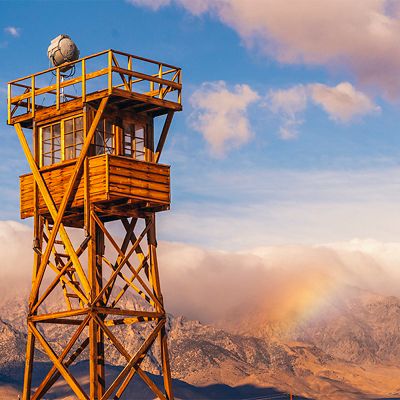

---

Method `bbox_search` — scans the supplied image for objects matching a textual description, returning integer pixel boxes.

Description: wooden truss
[16,98,175,399]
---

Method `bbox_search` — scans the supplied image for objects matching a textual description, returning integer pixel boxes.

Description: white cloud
[125,0,170,10]
[268,85,308,139]
[130,0,400,98]
[4,26,20,38]
[189,81,259,156]
[190,80,377,149]
[309,82,381,122]
[267,82,379,137]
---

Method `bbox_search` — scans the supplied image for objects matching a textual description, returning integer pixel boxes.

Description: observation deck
[8,50,181,227]
[7,49,182,128]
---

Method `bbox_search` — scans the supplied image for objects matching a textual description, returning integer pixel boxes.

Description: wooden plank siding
[20,154,170,220]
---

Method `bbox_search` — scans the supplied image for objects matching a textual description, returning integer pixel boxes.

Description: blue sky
[1,0,400,250]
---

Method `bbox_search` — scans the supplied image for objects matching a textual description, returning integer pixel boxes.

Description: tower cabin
[7,49,182,228]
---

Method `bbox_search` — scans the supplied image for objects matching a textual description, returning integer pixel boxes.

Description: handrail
[7,49,180,85]
[7,49,182,124]
[7,49,110,84]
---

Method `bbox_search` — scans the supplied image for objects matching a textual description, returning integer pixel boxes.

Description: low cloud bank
[158,239,400,324]
[2,220,399,325]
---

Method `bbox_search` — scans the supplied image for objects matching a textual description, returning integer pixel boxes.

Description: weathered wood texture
[20,155,170,219]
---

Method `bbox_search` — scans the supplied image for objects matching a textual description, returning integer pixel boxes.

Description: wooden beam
[29,308,89,322]
[92,212,163,310]
[30,235,90,315]
[33,338,90,399]
[155,111,174,163]
[29,321,89,400]
[15,123,89,305]
[31,317,90,400]
[100,319,165,400]
[35,96,108,301]
[112,66,181,90]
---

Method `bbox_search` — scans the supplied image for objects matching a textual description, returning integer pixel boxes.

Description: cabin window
[40,116,84,166]
[95,119,114,155]
[41,123,61,166]
[122,122,145,160]
[64,116,84,160]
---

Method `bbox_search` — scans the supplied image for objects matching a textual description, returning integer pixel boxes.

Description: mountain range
[0,285,399,399]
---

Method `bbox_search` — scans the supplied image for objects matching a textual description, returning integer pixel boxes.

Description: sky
[1,0,400,250]
[2,0,400,321]
[0,0,400,322]
[0,0,400,319]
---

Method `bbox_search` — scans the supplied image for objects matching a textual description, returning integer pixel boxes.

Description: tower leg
[22,331,35,400]
[160,327,174,400]
[23,210,44,400]
[89,210,105,399]
[148,214,174,400]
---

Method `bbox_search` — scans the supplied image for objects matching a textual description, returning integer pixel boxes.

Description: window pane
[97,118,105,132]
[135,126,144,139]
[76,143,82,156]
[53,123,61,136]
[64,119,73,133]
[75,116,83,130]
[43,155,52,166]
[65,133,73,147]
[65,146,75,160]
[42,127,51,141]
[95,131,104,147]
[53,136,61,147]
[43,142,51,153]
[52,149,61,163]
[106,120,112,133]
[76,130,84,144]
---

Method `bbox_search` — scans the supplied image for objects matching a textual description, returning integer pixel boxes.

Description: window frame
[122,121,146,161]
[94,118,115,156]
[39,114,84,167]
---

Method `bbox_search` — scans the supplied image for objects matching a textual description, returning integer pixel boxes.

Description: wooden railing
[7,49,182,123]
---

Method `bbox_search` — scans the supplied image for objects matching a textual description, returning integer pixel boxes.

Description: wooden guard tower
[7,49,182,399]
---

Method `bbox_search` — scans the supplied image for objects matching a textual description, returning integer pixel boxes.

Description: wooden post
[148,215,174,400]
[89,209,105,399]
[7,83,11,124]
[31,76,35,118]
[128,55,132,91]
[56,67,60,110]
[108,50,113,95]
[82,59,86,104]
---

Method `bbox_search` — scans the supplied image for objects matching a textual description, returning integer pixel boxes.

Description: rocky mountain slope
[0,286,400,399]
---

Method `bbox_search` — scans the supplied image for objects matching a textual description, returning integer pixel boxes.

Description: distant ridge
[0,286,399,399]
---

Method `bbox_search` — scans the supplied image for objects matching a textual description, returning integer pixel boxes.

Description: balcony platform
[20,154,170,227]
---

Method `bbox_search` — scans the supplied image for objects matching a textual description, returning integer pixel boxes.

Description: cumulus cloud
[267,82,379,138]
[130,0,400,98]
[310,82,381,122]
[268,85,308,139]
[189,81,259,156]
[190,80,377,149]
[4,26,20,37]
